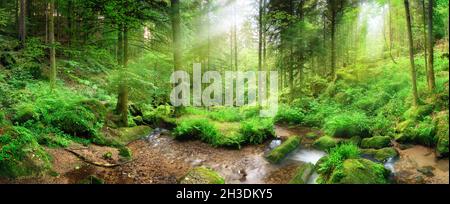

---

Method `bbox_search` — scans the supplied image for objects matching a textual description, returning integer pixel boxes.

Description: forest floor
[1,125,448,184]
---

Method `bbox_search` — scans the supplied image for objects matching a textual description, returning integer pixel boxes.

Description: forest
[0,0,448,184]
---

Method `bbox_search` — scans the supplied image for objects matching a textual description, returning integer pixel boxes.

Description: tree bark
[18,0,26,43]
[404,0,419,107]
[49,0,56,89]
[426,0,436,91]
[116,25,129,127]
[421,0,428,77]
[171,0,182,71]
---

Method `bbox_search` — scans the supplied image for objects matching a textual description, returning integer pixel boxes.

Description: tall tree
[426,0,436,91]
[421,0,428,76]
[18,0,26,43]
[49,0,56,89]
[404,0,419,107]
[171,0,182,71]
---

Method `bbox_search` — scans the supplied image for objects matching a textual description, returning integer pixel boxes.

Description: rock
[117,126,152,144]
[266,136,302,163]
[180,167,225,184]
[361,136,391,149]
[312,136,337,151]
[361,147,398,162]
[327,158,390,184]
[417,166,435,177]
[289,163,314,184]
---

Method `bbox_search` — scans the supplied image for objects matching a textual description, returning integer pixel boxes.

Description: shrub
[208,107,242,122]
[397,117,437,146]
[266,136,301,163]
[0,126,50,178]
[173,119,221,145]
[274,105,304,124]
[240,118,275,144]
[323,112,371,138]
[317,143,360,179]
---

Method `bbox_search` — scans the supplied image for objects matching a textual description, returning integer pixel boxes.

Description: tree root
[64,148,132,168]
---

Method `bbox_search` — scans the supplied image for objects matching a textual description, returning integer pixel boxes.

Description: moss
[240,118,275,144]
[289,163,314,184]
[434,111,449,157]
[360,136,391,149]
[266,136,301,163]
[118,146,132,160]
[361,147,398,162]
[305,132,318,140]
[312,136,338,151]
[79,99,107,122]
[117,126,152,144]
[327,159,389,184]
[403,105,434,121]
[0,126,51,178]
[396,118,437,146]
[180,167,225,184]
[395,119,414,132]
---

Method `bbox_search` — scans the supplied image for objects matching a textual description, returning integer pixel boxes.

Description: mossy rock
[266,136,302,163]
[396,119,414,132]
[360,136,391,149]
[180,167,225,184]
[305,132,319,140]
[327,158,390,184]
[312,136,337,151]
[79,99,107,122]
[289,163,314,184]
[117,126,152,144]
[315,156,329,171]
[434,111,449,158]
[361,147,398,162]
[403,105,434,121]
[396,119,437,147]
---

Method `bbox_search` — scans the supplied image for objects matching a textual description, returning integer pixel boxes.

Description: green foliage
[323,112,370,138]
[240,118,275,145]
[266,136,301,164]
[173,118,222,145]
[326,158,389,184]
[397,117,437,146]
[208,107,242,122]
[0,126,51,178]
[274,104,304,124]
[317,143,360,180]
[361,148,398,162]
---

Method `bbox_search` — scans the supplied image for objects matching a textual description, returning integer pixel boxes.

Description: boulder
[117,126,152,144]
[327,158,390,184]
[180,167,225,184]
[361,147,398,162]
[360,136,392,149]
[289,163,314,184]
[312,136,337,151]
[266,136,301,163]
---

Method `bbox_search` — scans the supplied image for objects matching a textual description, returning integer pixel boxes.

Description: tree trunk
[49,0,56,89]
[18,0,26,44]
[404,0,419,107]
[421,0,428,78]
[427,0,436,91]
[171,0,182,71]
[330,10,336,78]
[258,0,263,72]
[116,25,129,127]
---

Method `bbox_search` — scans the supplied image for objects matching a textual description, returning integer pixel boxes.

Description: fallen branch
[64,148,132,168]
